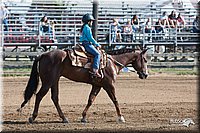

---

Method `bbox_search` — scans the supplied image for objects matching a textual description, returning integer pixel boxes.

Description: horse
[18,47,148,123]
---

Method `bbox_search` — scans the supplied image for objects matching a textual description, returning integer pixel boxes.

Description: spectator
[122,20,133,42]
[145,17,153,41]
[160,11,170,28]
[153,18,165,37]
[19,15,27,31]
[131,15,140,32]
[176,13,185,29]
[192,16,200,33]
[176,13,185,42]
[152,18,165,52]
[168,10,177,28]
[110,18,122,43]
[0,4,3,20]
[40,15,55,41]
[2,4,9,31]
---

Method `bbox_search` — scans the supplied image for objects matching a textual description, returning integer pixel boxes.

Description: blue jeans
[82,42,101,69]
[3,19,9,31]
[111,31,116,42]
[145,29,152,41]
[40,26,53,39]
[193,27,200,33]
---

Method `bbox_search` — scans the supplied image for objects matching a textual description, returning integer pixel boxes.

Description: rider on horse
[80,13,101,78]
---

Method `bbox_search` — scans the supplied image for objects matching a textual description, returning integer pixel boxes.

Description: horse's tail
[19,56,41,109]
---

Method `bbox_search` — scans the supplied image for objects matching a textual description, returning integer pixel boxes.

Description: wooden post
[0,3,3,47]
[92,0,98,40]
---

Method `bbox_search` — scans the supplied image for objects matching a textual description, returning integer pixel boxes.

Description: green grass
[3,68,31,77]
[149,68,198,75]
[3,68,31,72]
[2,67,198,77]
[3,73,30,77]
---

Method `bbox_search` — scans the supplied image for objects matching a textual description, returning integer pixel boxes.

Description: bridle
[107,52,147,74]
[111,57,137,73]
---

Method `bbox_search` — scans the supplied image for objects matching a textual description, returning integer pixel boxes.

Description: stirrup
[89,71,102,79]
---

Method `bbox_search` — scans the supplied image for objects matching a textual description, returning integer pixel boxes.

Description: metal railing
[2,23,199,50]
[108,23,199,49]
[2,3,199,52]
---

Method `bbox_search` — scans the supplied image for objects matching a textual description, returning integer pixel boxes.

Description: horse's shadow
[2,120,63,124]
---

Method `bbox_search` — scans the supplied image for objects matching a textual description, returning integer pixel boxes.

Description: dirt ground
[2,73,199,132]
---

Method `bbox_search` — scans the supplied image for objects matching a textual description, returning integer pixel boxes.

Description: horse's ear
[141,48,150,55]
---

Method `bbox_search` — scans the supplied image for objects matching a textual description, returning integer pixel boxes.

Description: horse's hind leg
[81,86,101,123]
[103,84,125,123]
[51,82,68,123]
[29,84,50,123]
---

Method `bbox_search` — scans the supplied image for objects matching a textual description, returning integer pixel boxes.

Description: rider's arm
[85,25,100,47]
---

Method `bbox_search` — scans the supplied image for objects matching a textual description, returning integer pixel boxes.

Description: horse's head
[132,49,148,79]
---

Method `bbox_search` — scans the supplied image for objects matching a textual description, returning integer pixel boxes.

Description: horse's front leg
[103,84,125,123]
[81,85,101,123]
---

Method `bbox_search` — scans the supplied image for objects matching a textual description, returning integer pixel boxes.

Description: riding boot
[92,68,102,78]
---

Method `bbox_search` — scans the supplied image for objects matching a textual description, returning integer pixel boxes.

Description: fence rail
[3,51,198,68]
[2,23,199,48]
[2,2,199,68]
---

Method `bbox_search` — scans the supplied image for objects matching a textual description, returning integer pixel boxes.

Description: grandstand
[1,0,199,67]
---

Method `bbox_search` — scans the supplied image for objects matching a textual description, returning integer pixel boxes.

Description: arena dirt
[2,73,198,132]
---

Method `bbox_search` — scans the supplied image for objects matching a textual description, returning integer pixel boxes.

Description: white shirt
[160,15,168,21]
[3,7,9,19]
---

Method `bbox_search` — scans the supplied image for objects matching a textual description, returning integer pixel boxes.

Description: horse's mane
[106,48,135,55]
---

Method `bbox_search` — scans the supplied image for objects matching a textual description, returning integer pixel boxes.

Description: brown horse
[18,48,148,123]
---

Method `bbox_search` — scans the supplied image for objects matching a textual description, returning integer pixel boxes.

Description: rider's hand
[97,45,101,50]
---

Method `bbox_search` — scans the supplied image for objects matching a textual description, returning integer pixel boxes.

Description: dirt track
[2,73,198,132]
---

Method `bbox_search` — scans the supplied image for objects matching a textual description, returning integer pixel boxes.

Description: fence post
[0,5,3,48]
[142,25,146,48]
[38,23,41,48]
[92,0,98,40]
[109,24,111,46]
[174,24,177,53]
[74,24,76,46]
[0,21,3,48]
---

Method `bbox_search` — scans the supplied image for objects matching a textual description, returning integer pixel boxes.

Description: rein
[107,56,136,73]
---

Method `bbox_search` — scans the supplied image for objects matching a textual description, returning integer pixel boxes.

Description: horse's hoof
[81,118,87,123]
[28,117,34,124]
[117,116,125,123]
[62,118,69,123]
[16,108,22,112]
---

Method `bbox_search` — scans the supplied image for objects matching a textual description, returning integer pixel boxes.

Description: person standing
[176,13,185,29]
[192,16,200,33]
[110,18,122,43]
[2,4,9,31]
[168,10,177,28]
[131,15,140,32]
[123,20,133,42]
[40,15,53,39]
[145,17,153,41]
[160,11,170,28]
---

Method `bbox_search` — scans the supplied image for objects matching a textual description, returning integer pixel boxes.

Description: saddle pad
[73,44,88,58]
[74,50,87,58]
[67,49,88,67]
[67,47,107,69]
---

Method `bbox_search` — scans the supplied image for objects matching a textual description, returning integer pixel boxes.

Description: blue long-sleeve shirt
[80,24,100,47]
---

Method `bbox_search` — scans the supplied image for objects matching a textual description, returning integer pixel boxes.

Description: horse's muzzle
[137,72,148,79]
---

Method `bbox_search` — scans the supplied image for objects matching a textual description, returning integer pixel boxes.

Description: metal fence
[1,3,199,68]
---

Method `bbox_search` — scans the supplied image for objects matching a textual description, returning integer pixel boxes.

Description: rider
[80,13,101,78]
